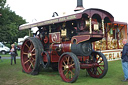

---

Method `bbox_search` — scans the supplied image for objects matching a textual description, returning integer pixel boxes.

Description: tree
[0,0,6,8]
[0,2,29,44]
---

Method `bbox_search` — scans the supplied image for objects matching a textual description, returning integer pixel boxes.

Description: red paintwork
[49,32,61,43]
[43,41,71,62]
[44,36,48,43]
[61,41,71,52]
[50,53,60,62]
[50,41,71,52]
[71,35,90,44]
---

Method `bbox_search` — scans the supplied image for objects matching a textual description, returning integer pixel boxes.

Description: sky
[6,0,128,24]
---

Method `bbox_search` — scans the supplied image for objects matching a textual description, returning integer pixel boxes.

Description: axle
[80,63,99,69]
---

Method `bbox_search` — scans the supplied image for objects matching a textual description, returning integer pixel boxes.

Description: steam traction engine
[19,8,114,82]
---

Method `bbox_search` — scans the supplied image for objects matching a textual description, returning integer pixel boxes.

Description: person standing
[13,43,18,57]
[10,44,16,65]
[121,39,128,82]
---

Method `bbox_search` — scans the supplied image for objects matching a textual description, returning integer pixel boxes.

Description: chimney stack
[74,0,85,11]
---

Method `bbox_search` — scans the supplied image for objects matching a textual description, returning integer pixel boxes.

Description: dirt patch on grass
[4,78,34,85]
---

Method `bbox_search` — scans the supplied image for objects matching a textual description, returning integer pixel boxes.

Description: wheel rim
[21,39,36,73]
[87,52,108,78]
[59,53,79,82]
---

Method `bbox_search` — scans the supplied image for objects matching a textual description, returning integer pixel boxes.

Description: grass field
[0,59,127,85]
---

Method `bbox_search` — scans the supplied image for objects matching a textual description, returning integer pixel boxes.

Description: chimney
[74,0,85,11]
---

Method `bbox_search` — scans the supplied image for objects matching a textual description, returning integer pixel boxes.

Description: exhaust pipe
[74,0,85,11]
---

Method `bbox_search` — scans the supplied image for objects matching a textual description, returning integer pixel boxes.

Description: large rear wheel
[87,51,108,78]
[58,52,80,83]
[21,37,41,75]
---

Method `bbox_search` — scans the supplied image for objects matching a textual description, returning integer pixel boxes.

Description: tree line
[0,0,29,44]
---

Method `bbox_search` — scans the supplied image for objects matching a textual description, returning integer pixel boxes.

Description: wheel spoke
[67,57,70,65]
[25,44,30,49]
[29,43,33,51]
[99,65,104,67]
[96,68,100,75]
[31,48,35,53]
[63,61,67,66]
[99,60,103,64]
[24,59,30,65]
[69,63,75,67]
[32,53,36,56]
[28,63,32,71]
[96,56,100,62]
[71,72,73,79]
[65,70,69,77]
[69,70,74,78]
[31,57,35,61]
[23,52,28,55]
[29,60,34,68]
[98,66,103,71]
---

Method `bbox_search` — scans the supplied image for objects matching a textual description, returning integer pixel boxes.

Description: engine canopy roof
[19,8,114,30]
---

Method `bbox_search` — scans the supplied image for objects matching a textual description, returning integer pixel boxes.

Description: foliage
[0,0,29,44]
[0,0,6,8]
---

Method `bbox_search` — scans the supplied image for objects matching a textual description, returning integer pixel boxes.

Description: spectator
[13,43,18,57]
[121,39,128,82]
[10,44,16,65]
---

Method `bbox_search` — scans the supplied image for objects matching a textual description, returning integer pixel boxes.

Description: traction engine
[19,0,114,83]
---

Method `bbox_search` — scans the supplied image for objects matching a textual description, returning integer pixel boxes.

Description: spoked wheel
[41,51,50,68]
[58,52,80,83]
[21,37,41,75]
[87,51,108,78]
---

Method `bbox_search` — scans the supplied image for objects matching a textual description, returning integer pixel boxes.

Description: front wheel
[58,52,80,83]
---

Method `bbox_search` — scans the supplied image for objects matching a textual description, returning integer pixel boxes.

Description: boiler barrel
[50,41,92,56]
[50,41,71,52]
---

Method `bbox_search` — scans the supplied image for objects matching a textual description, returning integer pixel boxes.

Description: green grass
[0,50,20,57]
[0,60,127,85]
